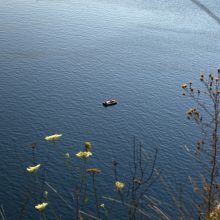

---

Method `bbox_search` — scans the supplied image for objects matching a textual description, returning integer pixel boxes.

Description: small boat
[103,99,118,106]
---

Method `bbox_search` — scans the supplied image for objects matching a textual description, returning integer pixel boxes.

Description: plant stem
[92,174,100,218]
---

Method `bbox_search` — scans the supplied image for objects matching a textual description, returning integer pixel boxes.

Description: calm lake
[0,0,220,219]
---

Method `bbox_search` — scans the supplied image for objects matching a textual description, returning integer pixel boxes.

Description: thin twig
[79,210,102,220]
[44,181,73,210]
[102,196,150,218]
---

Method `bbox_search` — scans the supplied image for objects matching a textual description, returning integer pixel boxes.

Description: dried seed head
[181,84,187,89]
[87,168,102,174]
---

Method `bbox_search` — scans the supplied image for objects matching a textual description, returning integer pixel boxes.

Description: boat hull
[102,100,118,107]
[103,102,117,107]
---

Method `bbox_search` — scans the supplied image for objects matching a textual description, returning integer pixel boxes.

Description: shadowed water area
[0,0,220,219]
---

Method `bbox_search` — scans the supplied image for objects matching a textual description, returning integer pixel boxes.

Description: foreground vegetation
[1,68,220,220]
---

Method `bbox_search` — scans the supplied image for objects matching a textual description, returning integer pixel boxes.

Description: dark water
[0,0,220,219]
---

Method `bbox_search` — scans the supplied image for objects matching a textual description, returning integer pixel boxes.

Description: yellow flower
[26,164,41,173]
[100,203,105,208]
[76,151,92,158]
[35,202,48,211]
[85,142,92,152]
[45,134,62,141]
[115,181,125,190]
[65,153,70,158]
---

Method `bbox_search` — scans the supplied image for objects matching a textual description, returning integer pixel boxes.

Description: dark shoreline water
[0,0,220,219]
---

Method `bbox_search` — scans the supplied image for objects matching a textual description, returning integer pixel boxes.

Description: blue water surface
[0,0,220,219]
